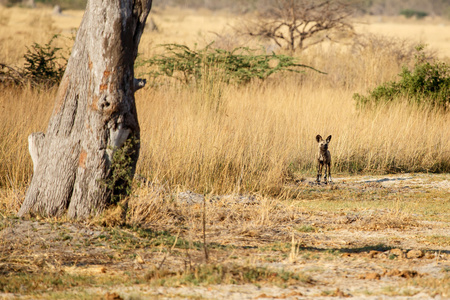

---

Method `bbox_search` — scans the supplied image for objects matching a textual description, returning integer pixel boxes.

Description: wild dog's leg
[324,163,328,184]
[316,160,323,183]
[328,162,332,183]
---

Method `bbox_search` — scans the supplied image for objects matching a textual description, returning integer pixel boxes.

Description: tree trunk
[18,0,152,219]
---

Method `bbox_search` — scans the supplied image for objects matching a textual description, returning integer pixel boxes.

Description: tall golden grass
[135,75,450,195]
[1,6,449,197]
[0,86,53,188]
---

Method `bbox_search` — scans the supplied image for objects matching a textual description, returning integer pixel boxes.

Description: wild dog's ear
[316,135,323,143]
[326,135,332,143]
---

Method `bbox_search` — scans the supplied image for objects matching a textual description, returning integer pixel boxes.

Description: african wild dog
[316,135,332,184]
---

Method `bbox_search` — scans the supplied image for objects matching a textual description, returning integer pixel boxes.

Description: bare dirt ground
[0,173,449,299]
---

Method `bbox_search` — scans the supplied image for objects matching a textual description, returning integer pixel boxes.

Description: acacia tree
[240,0,354,52]
[18,0,152,219]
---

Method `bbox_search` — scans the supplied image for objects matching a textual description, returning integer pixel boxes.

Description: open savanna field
[1,5,450,299]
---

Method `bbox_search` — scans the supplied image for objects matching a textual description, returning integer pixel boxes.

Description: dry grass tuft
[127,184,168,226]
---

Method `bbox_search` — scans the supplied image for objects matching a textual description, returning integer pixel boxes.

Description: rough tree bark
[18,0,152,219]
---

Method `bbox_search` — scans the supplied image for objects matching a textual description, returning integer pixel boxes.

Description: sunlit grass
[0,5,449,206]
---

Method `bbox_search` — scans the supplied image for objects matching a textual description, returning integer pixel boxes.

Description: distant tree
[238,0,355,52]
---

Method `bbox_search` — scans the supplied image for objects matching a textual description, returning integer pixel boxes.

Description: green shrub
[400,9,428,19]
[105,137,138,205]
[353,45,450,110]
[140,43,324,85]
[23,35,67,86]
[1,35,67,87]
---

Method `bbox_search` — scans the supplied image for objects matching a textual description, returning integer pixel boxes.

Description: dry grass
[0,86,54,189]
[1,178,449,298]
[134,80,450,194]
[2,77,449,197]
[1,190,448,298]
[355,15,450,58]
[402,275,450,298]
[1,6,450,199]
[0,6,77,66]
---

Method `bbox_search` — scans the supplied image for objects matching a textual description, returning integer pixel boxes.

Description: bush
[140,43,324,85]
[400,9,428,19]
[23,35,67,86]
[353,45,450,110]
[0,35,67,87]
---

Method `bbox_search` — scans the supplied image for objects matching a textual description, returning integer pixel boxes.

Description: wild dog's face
[316,135,332,152]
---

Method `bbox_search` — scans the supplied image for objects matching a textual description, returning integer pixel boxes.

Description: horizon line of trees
[1,0,450,18]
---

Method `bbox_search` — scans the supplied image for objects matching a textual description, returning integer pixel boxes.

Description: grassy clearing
[422,235,450,247]
[144,264,313,287]
[0,264,312,297]
[1,205,448,298]
[288,185,450,223]
[0,272,126,294]
[1,185,449,298]
[400,276,450,298]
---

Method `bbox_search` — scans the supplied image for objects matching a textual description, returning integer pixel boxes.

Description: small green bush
[1,35,67,87]
[23,35,67,86]
[400,9,428,19]
[105,137,138,204]
[354,45,450,110]
[140,43,324,85]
